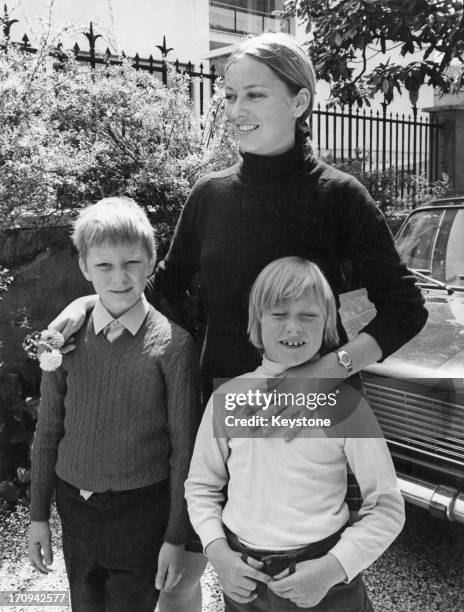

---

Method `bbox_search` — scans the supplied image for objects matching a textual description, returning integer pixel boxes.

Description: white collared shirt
[92,296,150,337]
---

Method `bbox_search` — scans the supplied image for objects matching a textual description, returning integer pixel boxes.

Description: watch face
[338,351,352,367]
[341,353,350,366]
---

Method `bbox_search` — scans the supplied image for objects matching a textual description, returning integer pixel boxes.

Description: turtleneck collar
[260,355,288,377]
[259,353,321,377]
[239,135,309,183]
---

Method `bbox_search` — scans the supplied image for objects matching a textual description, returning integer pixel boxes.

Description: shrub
[0,267,13,295]
[0,41,236,255]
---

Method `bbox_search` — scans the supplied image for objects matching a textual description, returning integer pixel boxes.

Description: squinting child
[185,256,404,612]
[28,197,200,612]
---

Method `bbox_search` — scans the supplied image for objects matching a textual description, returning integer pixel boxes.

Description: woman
[53,33,427,611]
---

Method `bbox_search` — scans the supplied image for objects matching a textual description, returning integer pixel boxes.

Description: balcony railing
[209,1,290,35]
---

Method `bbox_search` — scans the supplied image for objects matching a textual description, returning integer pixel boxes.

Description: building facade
[11,1,289,73]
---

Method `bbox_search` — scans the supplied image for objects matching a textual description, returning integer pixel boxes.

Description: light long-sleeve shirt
[185,356,405,582]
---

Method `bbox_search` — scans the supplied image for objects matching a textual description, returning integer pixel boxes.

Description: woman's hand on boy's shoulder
[206,538,271,604]
[28,520,53,574]
[268,553,347,607]
[49,295,97,350]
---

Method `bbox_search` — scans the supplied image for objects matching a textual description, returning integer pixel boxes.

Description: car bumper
[398,473,464,523]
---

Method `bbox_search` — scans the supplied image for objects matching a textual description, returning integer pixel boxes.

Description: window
[209,1,289,35]
[396,208,464,287]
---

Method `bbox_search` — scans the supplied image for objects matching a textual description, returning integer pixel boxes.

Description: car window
[397,208,464,287]
[443,209,464,287]
[396,210,445,273]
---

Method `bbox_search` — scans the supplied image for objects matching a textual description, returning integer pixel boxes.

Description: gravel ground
[1,502,463,611]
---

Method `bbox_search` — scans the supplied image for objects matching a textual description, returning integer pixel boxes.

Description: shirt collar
[260,355,288,377]
[92,296,149,336]
[260,353,321,377]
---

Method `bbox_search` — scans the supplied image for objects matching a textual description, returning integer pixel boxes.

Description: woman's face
[224,55,304,156]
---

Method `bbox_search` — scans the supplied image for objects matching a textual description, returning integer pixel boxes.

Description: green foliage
[0,267,13,296]
[0,41,236,254]
[0,395,37,506]
[0,374,37,506]
[286,0,464,107]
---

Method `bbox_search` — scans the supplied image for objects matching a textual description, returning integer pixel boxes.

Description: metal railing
[3,13,218,116]
[311,103,442,202]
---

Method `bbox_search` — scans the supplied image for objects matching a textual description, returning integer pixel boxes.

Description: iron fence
[310,104,442,203]
[2,6,218,116]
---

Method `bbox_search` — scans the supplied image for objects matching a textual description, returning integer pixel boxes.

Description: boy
[28,197,199,612]
[185,256,405,611]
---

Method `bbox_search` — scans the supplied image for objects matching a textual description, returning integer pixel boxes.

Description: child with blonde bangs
[186,256,404,612]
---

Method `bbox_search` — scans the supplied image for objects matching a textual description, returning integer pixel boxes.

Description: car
[340,197,464,524]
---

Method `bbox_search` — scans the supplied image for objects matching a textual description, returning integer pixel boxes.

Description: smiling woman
[224,34,315,156]
[224,56,309,156]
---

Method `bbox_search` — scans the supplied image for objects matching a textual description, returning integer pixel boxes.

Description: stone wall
[0,223,91,390]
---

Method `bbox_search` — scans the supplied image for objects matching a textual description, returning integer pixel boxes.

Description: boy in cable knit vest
[28,197,200,612]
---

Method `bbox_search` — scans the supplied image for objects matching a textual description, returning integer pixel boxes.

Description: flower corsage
[23,329,65,371]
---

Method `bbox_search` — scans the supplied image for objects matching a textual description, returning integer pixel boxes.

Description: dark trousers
[223,527,373,612]
[56,477,169,612]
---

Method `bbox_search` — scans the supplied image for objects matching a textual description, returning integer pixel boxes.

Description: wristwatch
[336,349,353,374]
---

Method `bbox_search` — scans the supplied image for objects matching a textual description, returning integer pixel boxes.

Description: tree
[286,0,464,107]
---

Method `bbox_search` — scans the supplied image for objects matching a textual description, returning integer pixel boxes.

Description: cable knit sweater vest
[31,306,199,543]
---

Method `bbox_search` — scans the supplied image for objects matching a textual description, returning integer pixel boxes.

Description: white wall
[8,0,210,66]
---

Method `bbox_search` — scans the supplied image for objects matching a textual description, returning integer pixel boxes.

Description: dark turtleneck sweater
[145,141,427,392]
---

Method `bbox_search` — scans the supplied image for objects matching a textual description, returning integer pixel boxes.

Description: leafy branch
[286,0,464,107]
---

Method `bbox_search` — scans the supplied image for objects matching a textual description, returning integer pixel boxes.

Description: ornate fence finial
[83,21,102,69]
[83,21,102,48]
[156,35,173,59]
[2,3,19,39]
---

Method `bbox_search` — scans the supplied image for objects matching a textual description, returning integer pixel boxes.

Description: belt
[225,524,346,577]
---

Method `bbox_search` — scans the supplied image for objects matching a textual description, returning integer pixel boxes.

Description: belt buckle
[261,552,292,576]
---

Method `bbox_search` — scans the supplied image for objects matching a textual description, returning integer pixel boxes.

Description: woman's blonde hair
[225,33,316,137]
[248,257,339,353]
[72,197,156,262]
